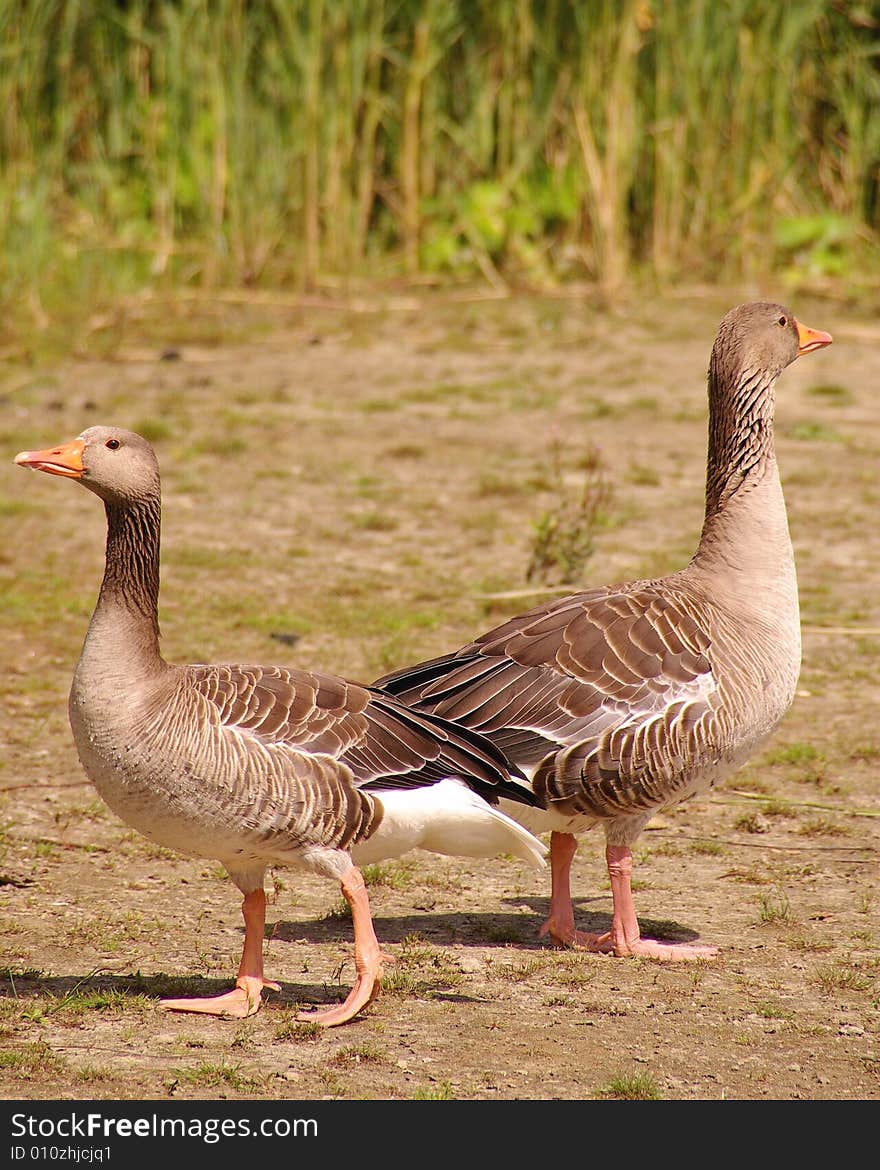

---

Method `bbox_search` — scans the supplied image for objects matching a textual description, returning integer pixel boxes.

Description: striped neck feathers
[96,494,162,651]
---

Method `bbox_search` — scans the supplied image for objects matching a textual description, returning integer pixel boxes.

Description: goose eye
[778,315,787,327]
[105,439,120,450]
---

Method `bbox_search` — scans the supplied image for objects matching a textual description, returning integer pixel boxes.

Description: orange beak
[14,438,85,479]
[795,319,833,357]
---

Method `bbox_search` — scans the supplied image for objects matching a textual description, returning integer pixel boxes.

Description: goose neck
[703,363,778,517]
[90,495,163,664]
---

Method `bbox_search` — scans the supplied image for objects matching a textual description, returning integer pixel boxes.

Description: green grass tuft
[596,1071,661,1100]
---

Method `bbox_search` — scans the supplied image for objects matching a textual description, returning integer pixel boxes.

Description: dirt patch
[1,289,877,1100]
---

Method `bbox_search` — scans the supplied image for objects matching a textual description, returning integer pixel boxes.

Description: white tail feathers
[351,778,547,869]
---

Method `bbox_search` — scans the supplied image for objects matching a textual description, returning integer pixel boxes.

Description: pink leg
[587,845,718,960]
[161,888,281,1018]
[296,867,393,1028]
[539,840,717,959]
[539,832,599,948]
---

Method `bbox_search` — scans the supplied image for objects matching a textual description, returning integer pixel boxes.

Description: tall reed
[0,0,876,336]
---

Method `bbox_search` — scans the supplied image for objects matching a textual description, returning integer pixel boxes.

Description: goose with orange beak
[15,426,547,1025]
[378,302,833,959]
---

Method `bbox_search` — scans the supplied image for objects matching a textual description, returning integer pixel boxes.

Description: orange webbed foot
[295,950,394,1028]
[160,975,280,1018]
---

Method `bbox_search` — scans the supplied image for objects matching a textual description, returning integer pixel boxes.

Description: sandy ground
[0,287,877,1101]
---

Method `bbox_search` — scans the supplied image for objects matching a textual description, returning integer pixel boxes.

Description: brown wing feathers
[378,586,719,818]
[355,694,539,806]
[191,663,538,808]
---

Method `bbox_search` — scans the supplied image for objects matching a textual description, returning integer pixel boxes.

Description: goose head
[15,426,160,506]
[712,302,832,387]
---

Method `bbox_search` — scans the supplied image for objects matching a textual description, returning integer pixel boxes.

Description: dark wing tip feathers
[362,690,540,808]
[375,651,466,696]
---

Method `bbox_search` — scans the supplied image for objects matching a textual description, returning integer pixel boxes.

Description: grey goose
[378,302,832,959]
[15,427,546,1027]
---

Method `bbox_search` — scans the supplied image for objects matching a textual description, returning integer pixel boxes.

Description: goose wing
[187,663,537,806]
[377,585,721,814]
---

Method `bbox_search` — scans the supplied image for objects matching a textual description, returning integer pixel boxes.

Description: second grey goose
[378,303,832,958]
[14,427,546,1027]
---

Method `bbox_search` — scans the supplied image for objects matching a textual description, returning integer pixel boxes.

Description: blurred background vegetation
[1,0,878,349]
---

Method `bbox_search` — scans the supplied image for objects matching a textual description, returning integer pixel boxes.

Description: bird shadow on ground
[0,969,353,1011]
[0,901,704,1017]
[269,910,545,947]
[500,896,705,945]
[268,904,704,947]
